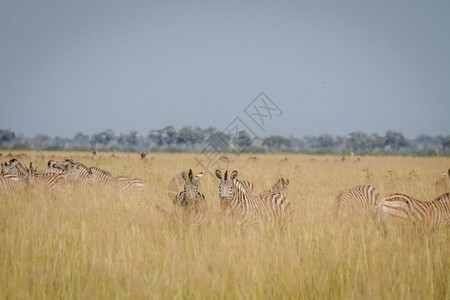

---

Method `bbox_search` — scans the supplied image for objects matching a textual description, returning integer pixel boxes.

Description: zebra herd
[2,156,449,232]
[158,169,291,229]
[335,184,450,233]
[0,158,146,192]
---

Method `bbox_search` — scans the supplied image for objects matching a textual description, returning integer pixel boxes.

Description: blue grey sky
[1,1,449,138]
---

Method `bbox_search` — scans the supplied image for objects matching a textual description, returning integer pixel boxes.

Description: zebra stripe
[63,160,93,183]
[215,169,290,229]
[335,185,379,218]
[258,192,291,226]
[112,176,147,192]
[27,163,67,190]
[89,166,146,192]
[0,173,25,189]
[374,192,450,231]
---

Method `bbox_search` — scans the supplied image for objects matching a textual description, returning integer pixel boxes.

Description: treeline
[1,127,449,156]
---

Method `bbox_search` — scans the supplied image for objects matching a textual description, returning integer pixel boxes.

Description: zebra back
[89,166,113,184]
[258,191,291,227]
[0,173,25,189]
[374,192,450,231]
[335,185,379,218]
[112,176,147,192]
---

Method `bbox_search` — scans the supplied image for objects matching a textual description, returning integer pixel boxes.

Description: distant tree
[161,126,178,145]
[208,131,229,150]
[73,132,89,143]
[0,129,15,143]
[148,129,164,147]
[347,131,373,152]
[176,126,202,149]
[443,136,450,152]
[384,131,410,151]
[90,131,115,146]
[370,133,385,150]
[315,134,334,148]
[262,135,292,151]
[236,130,252,149]
[118,131,140,148]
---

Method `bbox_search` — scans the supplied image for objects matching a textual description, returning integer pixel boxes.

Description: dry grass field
[1,151,449,299]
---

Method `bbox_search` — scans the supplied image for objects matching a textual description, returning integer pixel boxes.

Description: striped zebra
[89,166,146,192]
[38,160,69,175]
[2,159,66,189]
[0,173,25,189]
[173,169,206,226]
[215,169,290,229]
[335,185,379,218]
[373,192,450,232]
[62,159,93,183]
[260,177,289,197]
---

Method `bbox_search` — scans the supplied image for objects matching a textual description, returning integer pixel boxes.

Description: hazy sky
[1,1,449,138]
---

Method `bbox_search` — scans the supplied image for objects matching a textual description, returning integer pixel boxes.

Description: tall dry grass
[0,151,449,299]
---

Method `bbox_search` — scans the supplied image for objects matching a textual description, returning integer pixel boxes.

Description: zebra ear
[196,172,203,180]
[230,170,238,180]
[286,178,290,185]
[215,170,222,179]
[181,171,187,180]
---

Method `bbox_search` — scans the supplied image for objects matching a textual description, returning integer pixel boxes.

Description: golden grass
[1,151,449,299]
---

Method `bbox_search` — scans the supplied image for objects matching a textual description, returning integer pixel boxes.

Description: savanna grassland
[0,151,449,299]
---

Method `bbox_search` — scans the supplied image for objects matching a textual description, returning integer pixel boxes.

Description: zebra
[89,166,146,192]
[62,159,93,183]
[215,169,290,229]
[260,177,289,197]
[0,173,25,189]
[334,185,379,219]
[173,169,207,226]
[38,160,68,175]
[1,160,66,189]
[373,192,450,232]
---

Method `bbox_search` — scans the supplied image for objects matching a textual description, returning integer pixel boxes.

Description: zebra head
[1,159,26,176]
[64,160,92,182]
[215,169,239,210]
[273,177,290,197]
[24,162,38,184]
[180,169,204,205]
[47,160,70,171]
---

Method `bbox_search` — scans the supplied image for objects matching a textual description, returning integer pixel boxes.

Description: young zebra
[260,177,289,197]
[173,169,206,226]
[335,185,379,219]
[215,169,290,229]
[373,192,450,232]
